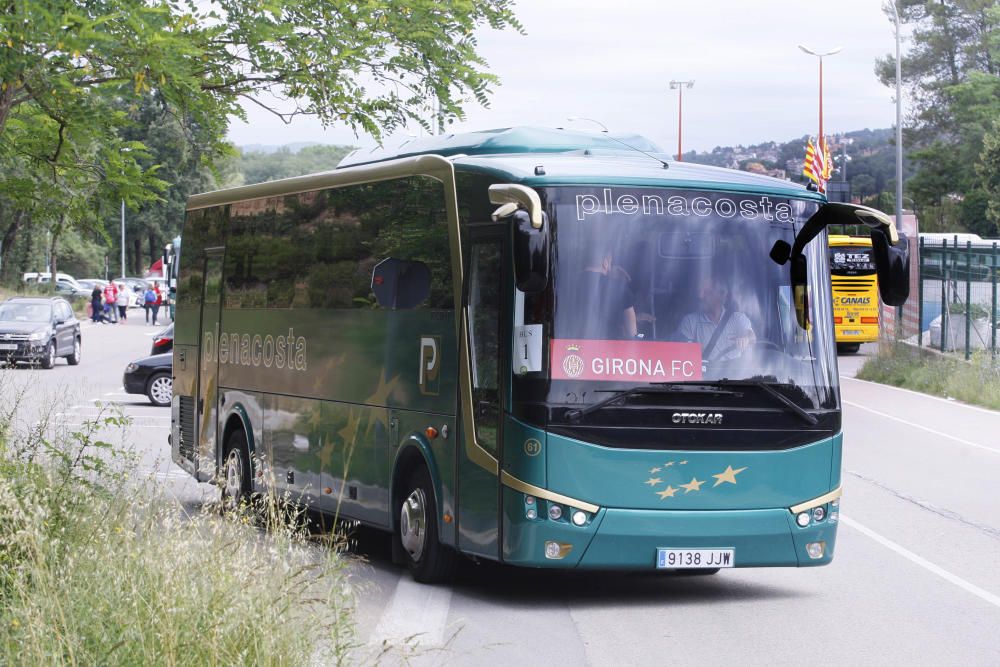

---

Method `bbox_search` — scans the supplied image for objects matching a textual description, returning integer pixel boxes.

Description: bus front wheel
[221,429,251,513]
[396,466,455,583]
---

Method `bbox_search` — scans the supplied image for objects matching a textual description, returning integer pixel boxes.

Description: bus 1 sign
[549,339,702,382]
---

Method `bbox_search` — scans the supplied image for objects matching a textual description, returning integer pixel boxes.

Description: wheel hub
[400,488,427,561]
[224,449,243,508]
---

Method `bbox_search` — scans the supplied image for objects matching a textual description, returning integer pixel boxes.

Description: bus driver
[676,275,755,361]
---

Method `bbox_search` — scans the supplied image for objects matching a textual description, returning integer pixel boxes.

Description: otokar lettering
[203,327,307,371]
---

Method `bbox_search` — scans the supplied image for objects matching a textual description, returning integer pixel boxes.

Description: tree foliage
[877,1,1000,232]
[0,0,523,282]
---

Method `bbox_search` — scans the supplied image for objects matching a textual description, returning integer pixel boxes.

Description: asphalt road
[4,323,998,665]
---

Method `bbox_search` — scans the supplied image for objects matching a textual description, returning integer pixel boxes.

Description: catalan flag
[802,136,830,192]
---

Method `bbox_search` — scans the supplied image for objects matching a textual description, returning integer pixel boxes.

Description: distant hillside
[684,128,908,205]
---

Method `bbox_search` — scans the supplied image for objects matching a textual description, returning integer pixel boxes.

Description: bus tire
[221,428,251,513]
[396,466,455,583]
[837,343,861,355]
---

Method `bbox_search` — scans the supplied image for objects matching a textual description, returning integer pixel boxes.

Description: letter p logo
[419,336,441,395]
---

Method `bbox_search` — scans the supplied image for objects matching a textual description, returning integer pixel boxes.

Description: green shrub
[858,343,1000,410]
[0,391,355,666]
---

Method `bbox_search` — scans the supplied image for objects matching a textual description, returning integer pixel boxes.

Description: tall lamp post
[888,1,904,225]
[669,80,694,161]
[797,45,842,153]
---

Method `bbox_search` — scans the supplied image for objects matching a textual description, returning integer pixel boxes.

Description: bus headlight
[796,512,810,527]
[548,504,562,521]
[571,510,587,526]
[812,506,826,522]
[806,542,825,559]
[525,508,537,520]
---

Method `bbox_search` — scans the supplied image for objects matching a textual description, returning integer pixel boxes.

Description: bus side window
[468,242,502,454]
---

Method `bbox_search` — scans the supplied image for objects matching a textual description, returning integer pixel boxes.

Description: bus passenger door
[458,232,507,558]
[196,251,224,475]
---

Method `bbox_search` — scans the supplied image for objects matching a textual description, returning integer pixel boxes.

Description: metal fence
[917,237,1000,360]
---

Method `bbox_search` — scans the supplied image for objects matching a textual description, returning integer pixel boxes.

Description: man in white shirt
[676,276,755,361]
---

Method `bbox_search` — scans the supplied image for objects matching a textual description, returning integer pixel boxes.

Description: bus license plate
[657,548,734,569]
[0,344,17,351]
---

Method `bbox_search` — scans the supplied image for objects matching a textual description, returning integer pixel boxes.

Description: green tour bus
[172,127,909,581]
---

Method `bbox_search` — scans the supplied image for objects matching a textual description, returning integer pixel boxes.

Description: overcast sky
[226,0,904,153]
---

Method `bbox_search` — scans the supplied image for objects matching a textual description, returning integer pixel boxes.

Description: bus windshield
[516,187,839,428]
[830,245,875,276]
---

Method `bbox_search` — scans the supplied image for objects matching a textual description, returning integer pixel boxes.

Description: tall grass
[0,379,355,665]
[857,342,1000,410]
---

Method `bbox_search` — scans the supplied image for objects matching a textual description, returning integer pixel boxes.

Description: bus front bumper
[502,489,839,569]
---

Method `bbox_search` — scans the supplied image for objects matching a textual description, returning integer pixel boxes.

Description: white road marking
[842,515,1000,610]
[843,400,1000,456]
[369,577,453,648]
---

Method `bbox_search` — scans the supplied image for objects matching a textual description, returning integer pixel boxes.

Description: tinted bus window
[223,176,452,310]
[830,246,875,276]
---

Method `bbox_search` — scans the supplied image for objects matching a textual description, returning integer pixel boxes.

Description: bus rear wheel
[396,466,454,583]
[837,343,861,355]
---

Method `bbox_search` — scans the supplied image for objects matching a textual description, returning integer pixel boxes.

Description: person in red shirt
[151,284,162,325]
[102,282,119,323]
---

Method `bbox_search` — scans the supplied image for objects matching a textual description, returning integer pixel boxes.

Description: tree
[978,120,1000,234]
[876,1,1000,231]
[0,0,523,282]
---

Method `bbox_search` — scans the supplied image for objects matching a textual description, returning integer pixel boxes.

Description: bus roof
[188,127,823,209]
[341,126,820,199]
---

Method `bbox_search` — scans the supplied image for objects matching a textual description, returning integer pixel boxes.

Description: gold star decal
[679,460,688,465]
[337,410,363,447]
[645,477,662,486]
[364,371,401,438]
[680,477,704,493]
[366,370,400,407]
[712,465,747,487]
[317,436,335,469]
[649,466,661,474]
[657,485,678,499]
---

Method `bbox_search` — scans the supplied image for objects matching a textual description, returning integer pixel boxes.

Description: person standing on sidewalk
[151,283,162,325]
[90,285,104,323]
[143,285,156,324]
[103,282,119,323]
[116,285,129,323]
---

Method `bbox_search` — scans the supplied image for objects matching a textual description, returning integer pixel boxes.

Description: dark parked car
[0,297,81,368]
[124,353,172,406]
[151,323,173,355]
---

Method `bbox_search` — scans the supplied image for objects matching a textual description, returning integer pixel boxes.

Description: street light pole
[669,80,694,161]
[121,198,126,279]
[889,1,904,224]
[798,45,842,155]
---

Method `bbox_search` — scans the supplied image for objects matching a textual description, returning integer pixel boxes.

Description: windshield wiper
[695,380,819,426]
[564,384,739,423]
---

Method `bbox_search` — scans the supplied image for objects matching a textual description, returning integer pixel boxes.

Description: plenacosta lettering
[203,327,307,371]
[576,188,795,223]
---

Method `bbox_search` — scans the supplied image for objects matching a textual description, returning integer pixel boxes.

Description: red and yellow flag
[802,136,830,192]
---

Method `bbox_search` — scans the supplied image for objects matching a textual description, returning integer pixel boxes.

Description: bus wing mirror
[870,228,910,306]
[489,184,550,293]
[371,258,430,310]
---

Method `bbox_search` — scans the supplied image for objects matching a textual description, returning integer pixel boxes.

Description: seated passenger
[675,275,755,361]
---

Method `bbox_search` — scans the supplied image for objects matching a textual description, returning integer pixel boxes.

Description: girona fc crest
[562,344,585,378]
